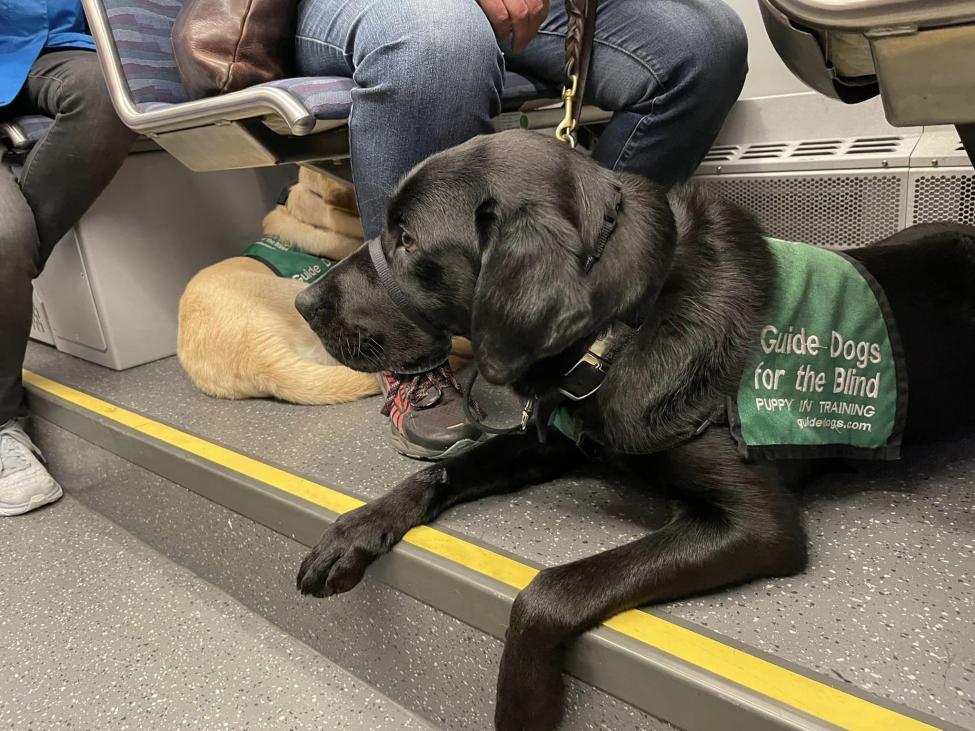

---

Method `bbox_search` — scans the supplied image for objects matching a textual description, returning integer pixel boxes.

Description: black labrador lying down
[294,130,975,730]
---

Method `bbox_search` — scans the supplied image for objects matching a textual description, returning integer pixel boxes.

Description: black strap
[462,369,536,436]
[583,183,622,273]
[368,238,445,338]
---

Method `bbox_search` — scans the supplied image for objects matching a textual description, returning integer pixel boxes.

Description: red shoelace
[381,365,485,420]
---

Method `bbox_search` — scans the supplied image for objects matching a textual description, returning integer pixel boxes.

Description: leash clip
[555,74,579,149]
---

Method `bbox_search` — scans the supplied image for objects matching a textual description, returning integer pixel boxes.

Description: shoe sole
[0,482,63,516]
[388,430,487,461]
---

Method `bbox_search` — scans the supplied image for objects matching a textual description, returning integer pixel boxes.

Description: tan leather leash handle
[556,0,598,148]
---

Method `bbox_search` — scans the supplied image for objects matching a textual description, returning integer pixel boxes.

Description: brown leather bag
[171,0,296,99]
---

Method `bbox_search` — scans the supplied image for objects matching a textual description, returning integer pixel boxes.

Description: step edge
[24,370,959,731]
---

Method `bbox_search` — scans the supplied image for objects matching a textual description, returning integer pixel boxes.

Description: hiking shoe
[0,419,62,516]
[380,364,486,460]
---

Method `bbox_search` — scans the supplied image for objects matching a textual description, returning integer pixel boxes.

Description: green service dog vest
[243,236,335,285]
[729,238,907,460]
[552,238,908,460]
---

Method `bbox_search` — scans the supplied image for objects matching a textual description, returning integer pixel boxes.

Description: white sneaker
[0,419,62,516]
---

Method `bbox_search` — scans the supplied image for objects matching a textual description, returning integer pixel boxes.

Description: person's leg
[296,0,505,238]
[508,0,748,184]
[1,49,135,423]
[296,0,505,459]
[0,49,134,513]
[0,167,40,426]
[0,169,58,515]
[16,50,137,257]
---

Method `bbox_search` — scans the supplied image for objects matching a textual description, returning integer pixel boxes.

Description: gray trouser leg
[0,49,135,421]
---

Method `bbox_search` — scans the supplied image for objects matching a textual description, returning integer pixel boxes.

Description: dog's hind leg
[296,434,582,598]
[494,431,807,731]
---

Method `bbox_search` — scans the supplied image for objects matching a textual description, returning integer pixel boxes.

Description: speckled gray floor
[23,343,975,728]
[26,420,672,731]
[0,493,431,730]
[22,418,673,731]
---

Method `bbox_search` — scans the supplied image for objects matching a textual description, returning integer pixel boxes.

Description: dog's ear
[471,198,594,384]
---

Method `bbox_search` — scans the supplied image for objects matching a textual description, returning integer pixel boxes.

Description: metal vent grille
[911,173,975,226]
[741,143,788,161]
[702,136,907,165]
[846,136,902,155]
[699,173,903,249]
[703,145,740,163]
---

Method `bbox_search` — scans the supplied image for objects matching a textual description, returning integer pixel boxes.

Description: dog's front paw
[296,508,393,598]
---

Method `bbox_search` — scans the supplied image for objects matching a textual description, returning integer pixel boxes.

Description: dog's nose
[294,288,322,323]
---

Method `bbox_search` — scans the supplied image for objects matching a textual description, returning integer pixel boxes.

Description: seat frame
[80,0,611,178]
[761,0,975,165]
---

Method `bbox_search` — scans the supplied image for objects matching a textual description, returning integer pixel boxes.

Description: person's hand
[478,0,549,53]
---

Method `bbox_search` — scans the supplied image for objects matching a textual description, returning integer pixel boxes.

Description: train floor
[12,341,974,730]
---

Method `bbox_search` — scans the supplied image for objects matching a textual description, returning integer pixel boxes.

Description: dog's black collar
[559,181,627,401]
[368,238,446,338]
[367,237,452,371]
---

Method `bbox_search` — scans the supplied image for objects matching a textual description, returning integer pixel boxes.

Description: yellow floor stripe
[24,369,940,731]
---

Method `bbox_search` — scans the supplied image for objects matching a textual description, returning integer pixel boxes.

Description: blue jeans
[297,0,747,239]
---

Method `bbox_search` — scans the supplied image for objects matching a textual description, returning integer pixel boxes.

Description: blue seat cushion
[137,71,559,122]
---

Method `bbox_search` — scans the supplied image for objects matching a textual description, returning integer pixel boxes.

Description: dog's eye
[399,230,417,253]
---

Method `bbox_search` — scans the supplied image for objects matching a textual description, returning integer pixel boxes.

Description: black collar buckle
[558,350,610,401]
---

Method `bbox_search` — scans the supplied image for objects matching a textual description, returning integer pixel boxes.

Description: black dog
[294,130,975,730]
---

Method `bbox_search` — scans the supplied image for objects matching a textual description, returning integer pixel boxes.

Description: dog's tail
[254,353,380,406]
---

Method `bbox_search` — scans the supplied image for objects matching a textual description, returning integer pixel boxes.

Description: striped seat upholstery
[107,0,188,105]
[106,0,556,122]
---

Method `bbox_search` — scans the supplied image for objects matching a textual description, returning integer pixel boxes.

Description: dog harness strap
[243,236,335,285]
[367,237,445,338]
[583,184,623,273]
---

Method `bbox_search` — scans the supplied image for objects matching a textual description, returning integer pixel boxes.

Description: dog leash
[463,7,608,437]
[556,0,599,148]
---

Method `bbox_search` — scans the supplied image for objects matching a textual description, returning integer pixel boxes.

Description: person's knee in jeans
[671,1,748,141]
[592,0,748,182]
[297,0,505,238]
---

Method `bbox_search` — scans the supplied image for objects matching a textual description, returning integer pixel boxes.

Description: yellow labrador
[177,168,381,405]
